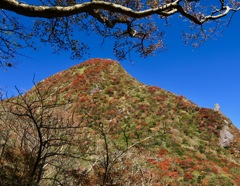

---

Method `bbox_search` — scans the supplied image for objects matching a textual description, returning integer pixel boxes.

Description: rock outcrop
[219,126,234,147]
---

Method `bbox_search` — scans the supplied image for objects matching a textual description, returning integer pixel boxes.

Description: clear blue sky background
[1,7,240,128]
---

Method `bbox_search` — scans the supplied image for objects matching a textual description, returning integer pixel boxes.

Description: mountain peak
[35,58,128,97]
[1,58,240,185]
[32,58,240,149]
[68,58,120,73]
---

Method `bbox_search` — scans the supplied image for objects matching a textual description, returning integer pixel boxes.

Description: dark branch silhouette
[0,0,239,64]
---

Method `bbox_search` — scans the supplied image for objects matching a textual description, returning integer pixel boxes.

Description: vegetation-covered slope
[0,58,240,185]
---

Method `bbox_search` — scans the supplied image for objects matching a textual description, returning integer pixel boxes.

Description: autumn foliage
[0,58,239,185]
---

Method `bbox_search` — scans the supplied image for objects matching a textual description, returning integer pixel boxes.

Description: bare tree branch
[0,0,203,25]
[2,0,239,24]
[0,0,239,64]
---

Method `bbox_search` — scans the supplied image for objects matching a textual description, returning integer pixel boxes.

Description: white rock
[214,103,220,112]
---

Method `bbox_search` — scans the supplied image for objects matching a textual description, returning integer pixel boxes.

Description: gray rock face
[219,126,234,147]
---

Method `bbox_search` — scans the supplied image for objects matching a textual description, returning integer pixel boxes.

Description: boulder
[219,126,234,147]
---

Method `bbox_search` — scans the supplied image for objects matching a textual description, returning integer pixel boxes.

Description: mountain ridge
[0,58,240,185]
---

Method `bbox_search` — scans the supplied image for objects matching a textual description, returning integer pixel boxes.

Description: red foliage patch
[157,148,168,157]
[147,86,160,94]
[158,159,171,171]
[167,171,179,178]
[184,172,193,180]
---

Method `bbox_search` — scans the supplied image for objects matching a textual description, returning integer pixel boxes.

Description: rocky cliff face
[0,58,240,185]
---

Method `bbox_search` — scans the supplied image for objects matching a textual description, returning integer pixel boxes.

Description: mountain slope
[0,58,240,185]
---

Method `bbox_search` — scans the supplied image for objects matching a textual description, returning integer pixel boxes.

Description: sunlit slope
[1,58,240,185]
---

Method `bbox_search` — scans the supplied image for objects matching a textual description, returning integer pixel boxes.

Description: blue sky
[1,8,240,128]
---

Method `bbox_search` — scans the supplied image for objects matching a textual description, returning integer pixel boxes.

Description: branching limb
[201,6,240,23]
[1,0,240,63]
[0,0,203,24]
